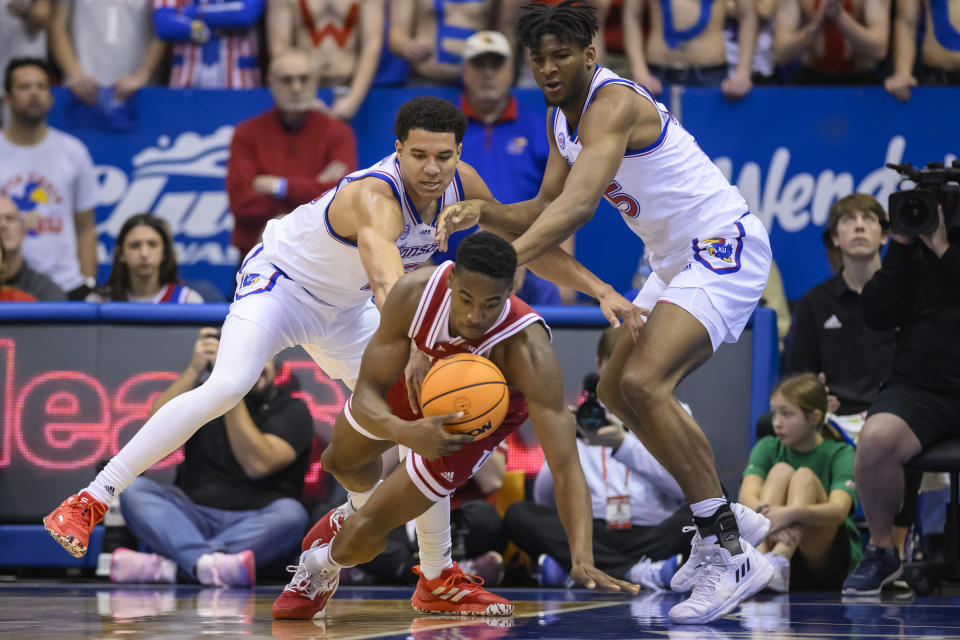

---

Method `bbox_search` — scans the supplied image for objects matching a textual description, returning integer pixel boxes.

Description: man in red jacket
[226,50,358,258]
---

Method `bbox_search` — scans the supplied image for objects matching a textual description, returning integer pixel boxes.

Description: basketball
[419,353,509,441]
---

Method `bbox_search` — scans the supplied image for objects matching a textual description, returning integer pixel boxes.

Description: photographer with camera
[842,162,960,595]
[112,327,314,587]
[504,327,694,590]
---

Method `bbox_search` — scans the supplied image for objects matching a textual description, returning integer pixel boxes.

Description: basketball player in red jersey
[272,231,640,620]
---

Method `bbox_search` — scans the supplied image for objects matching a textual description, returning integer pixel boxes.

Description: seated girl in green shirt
[739,373,863,592]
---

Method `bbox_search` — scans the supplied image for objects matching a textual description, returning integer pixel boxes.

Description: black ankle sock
[693,502,743,555]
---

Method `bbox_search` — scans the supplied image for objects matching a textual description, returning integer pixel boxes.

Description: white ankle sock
[691,497,732,545]
[83,458,135,505]
[348,481,380,512]
[307,544,350,576]
[416,497,453,580]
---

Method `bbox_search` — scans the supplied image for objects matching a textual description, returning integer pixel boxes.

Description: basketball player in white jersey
[272,232,639,620]
[44,96,636,607]
[437,2,775,624]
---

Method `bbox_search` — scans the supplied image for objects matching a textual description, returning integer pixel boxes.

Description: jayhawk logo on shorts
[703,238,734,262]
[692,235,742,273]
[241,273,260,288]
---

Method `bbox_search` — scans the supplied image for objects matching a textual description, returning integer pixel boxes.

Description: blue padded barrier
[99,302,230,324]
[0,302,100,323]
[0,525,103,568]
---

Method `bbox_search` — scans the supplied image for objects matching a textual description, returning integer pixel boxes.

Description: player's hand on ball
[435,200,484,251]
[569,562,640,595]
[406,413,472,460]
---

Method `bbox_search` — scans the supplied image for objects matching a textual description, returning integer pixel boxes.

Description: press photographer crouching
[842,161,960,595]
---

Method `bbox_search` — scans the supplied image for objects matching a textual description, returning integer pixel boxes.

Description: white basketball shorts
[633,213,772,351]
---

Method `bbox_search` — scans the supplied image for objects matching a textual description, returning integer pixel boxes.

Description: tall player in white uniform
[438,2,775,625]
[44,96,636,610]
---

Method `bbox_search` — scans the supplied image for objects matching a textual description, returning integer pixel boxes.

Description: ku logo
[241,273,260,288]
[398,224,411,241]
[703,238,734,262]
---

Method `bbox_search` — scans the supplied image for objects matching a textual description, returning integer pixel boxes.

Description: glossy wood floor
[1,582,958,639]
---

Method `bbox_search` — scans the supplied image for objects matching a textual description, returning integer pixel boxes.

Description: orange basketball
[420,353,509,441]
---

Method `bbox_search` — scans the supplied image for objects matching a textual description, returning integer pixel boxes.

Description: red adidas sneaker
[272,545,340,620]
[301,502,351,552]
[411,563,514,616]
[42,491,108,558]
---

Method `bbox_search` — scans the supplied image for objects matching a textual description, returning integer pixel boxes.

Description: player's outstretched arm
[434,125,570,251]
[496,327,640,595]
[512,89,640,266]
[350,271,472,459]
[339,180,410,310]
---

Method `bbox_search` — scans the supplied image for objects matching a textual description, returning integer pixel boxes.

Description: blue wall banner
[682,86,960,299]
[48,86,957,301]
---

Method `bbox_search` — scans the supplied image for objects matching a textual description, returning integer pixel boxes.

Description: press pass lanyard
[602,448,631,530]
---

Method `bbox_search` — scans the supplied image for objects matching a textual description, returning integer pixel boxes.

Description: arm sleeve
[861,241,914,329]
[532,460,556,508]
[153,5,194,41]
[226,123,280,222]
[282,121,359,206]
[743,436,776,479]
[830,443,858,507]
[257,396,314,457]
[195,0,264,28]
[784,293,820,375]
[611,431,683,500]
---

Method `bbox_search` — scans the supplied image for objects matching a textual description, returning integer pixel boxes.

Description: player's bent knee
[597,370,626,414]
[619,366,667,406]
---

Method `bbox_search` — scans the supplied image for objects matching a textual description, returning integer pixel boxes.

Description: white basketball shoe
[671,503,770,592]
[668,538,774,625]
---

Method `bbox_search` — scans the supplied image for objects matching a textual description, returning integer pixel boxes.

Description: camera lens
[900,196,931,232]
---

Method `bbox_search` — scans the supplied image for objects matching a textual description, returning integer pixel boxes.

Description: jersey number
[604,181,640,218]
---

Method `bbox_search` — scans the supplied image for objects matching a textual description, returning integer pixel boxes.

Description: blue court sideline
[1,583,958,639]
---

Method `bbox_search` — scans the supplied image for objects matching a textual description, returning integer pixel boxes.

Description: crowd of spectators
[1,0,955,107]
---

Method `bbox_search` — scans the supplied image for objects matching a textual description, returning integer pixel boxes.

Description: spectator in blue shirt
[436,30,569,304]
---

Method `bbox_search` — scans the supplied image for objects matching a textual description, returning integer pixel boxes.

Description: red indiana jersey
[386,261,552,501]
[387,260,551,423]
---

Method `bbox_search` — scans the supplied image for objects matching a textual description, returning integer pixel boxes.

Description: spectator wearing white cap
[435,30,570,304]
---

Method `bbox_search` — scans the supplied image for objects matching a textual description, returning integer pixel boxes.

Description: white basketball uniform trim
[259,153,464,309]
[551,66,749,273]
[343,395,386,441]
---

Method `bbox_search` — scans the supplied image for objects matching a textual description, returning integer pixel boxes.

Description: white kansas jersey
[552,66,748,271]
[260,153,465,308]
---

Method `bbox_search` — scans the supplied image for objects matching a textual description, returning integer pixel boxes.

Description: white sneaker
[668,538,774,625]
[671,503,770,593]
[627,554,681,591]
[763,552,790,593]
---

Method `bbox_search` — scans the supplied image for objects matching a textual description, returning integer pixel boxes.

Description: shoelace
[63,497,105,530]
[283,561,322,598]
[283,543,337,598]
[436,568,485,590]
[687,554,725,601]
